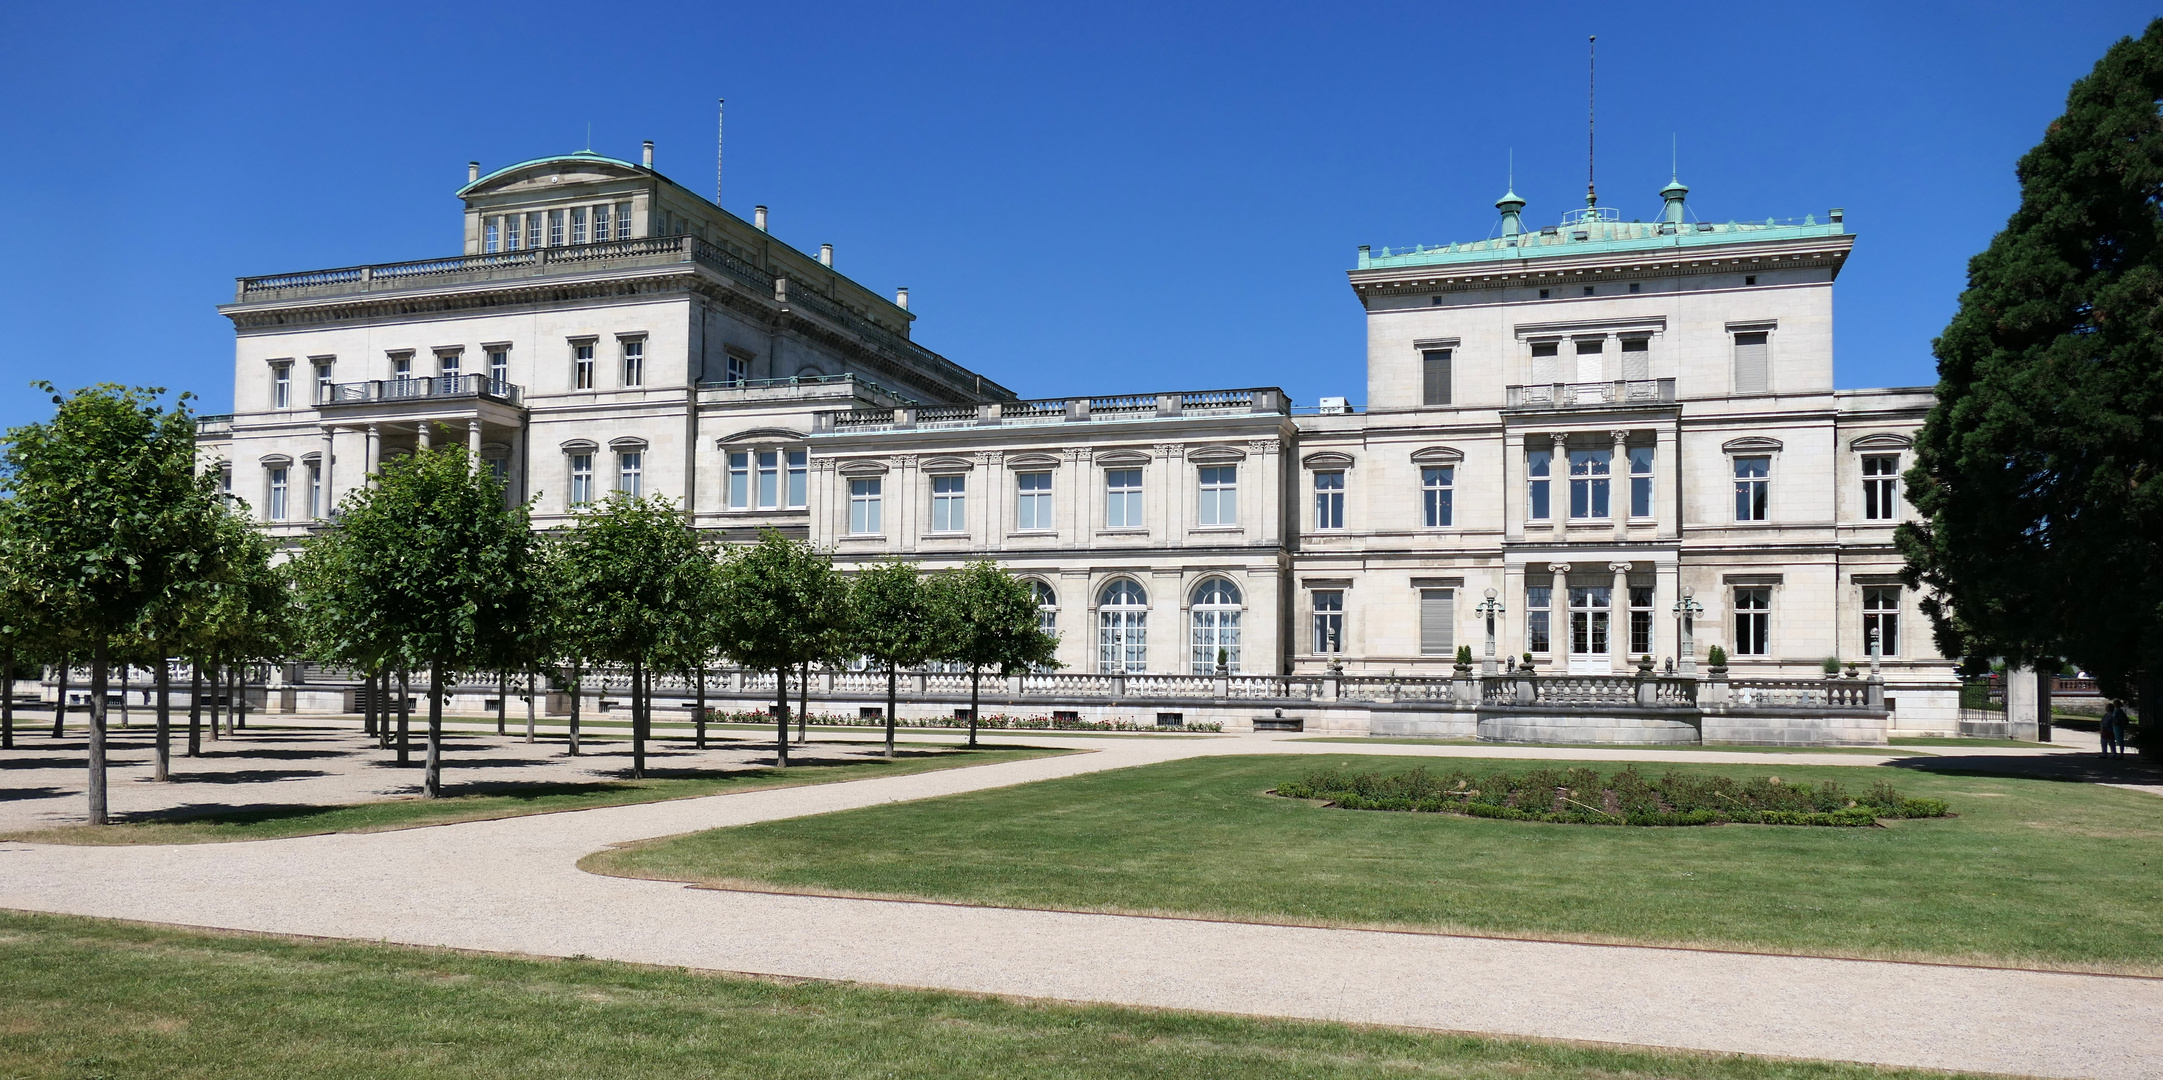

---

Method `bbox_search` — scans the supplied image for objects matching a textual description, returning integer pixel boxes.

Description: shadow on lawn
[0,787,71,802]
[1883,753,2163,786]
[156,769,332,785]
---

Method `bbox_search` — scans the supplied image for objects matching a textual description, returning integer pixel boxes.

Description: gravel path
[3,730,2159,1079]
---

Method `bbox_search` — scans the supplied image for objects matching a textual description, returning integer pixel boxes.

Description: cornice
[1347,234,1854,303]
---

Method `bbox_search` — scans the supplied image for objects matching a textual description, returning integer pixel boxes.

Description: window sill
[721,507,809,515]
[1006,529,1058,538]
[841,534,887,541]
[921,531,971,539]
[1095,528,1150,536]
[1189,525,1243,533]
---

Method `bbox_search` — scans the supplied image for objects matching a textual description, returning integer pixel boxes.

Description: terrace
[1357,212,1848,273]
[810,387,1287,436]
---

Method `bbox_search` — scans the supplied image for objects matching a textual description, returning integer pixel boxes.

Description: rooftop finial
[1586,34,1598,211]
[1496,151,1527,238]
[715,98,725,205]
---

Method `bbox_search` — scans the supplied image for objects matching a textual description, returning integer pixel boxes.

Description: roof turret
[1495,188,1526,237]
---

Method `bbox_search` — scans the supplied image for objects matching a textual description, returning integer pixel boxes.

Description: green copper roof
[1357,215,1844,272]
[457,151,644,197]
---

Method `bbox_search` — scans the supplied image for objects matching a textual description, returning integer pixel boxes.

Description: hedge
[1274,764,1950,827]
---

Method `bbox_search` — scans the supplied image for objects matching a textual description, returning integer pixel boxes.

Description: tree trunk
[885,665,898,759]
[567,663,583,756]
[234,665,247,731]
[206,663,220,741]
[396,670,411,766]
[631,658,647,780]
[52,661,68,738]
[153,659,171,782]
[775,665,790,768]
[362,670,377,740]
[187,661,202,757]
[2,648,14,750]
[2138,667,2161,759]
[497,671,508,736]
[424,664,444,798]
[87,639,110,825]
[120,664,131,729]
[695,666,707,750]
[525,669,536,744]
[797,662,809,744]
[968,666,981,749]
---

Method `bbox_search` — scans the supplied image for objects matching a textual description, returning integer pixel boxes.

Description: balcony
[322,375,524,408]
[811,387,1287,435]
[1505,379,1675,411]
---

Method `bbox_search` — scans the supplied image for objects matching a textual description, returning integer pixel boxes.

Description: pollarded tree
[0,384,215,824]
[926,560,1059,748]
[711,530,851,767]
[328,443,536,797]
[850,560,935,758]
[1898,19,2163,754]
[549,492,711,778]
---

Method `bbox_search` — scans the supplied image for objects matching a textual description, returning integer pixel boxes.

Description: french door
[1567,586,1611,674]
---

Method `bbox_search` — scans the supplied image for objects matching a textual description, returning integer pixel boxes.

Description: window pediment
[921,456,975,474]
[259,454,293,467]
[1849,433,1913,451]
[1004,453,1060,469]
[1722,436,1784,453]
[560,439,599,455]
[718,427,806,445]
[1185,445,1247,465]
[608,436,649,452]
[1410,445,1464,464]
[1302,451,1355,469]
[1093,450,1152,467]
[838,459,889,476]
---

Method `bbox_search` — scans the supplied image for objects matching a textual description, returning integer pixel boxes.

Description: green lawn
[1887,736,2040,748]
[0,911,1995,1080]
[589,754,2163,972]
[3,745,1070,846]
[1296,737,1919,755]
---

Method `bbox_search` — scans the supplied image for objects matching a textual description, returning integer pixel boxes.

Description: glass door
[1568,586,1611,674]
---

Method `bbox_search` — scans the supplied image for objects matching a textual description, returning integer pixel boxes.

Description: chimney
[895,287,909,310]
[1495,188,1526,238]
[1829,207,1844,225]
[467,161,480,183]
[753,205,768,231]
[819,243,833,267]
[641,140,654,168]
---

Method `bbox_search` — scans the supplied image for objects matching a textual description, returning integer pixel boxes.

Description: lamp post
[1475,588,1505,676]
[1868,625,1882,678]
[1673,586,1704,676]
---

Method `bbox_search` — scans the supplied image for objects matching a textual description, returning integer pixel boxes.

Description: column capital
[1549,431,1568,446]
[1546,562,1571,574]
[1608,560,1633,574]
[1610,429,1630,444]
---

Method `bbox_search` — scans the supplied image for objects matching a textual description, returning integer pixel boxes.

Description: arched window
[1032,581,1058,637]
[1189,578,1242,673]
[1097,579,1148,674]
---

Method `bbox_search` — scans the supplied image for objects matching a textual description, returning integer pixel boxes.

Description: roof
[1357,216,1847,272]
[457,151,643,197]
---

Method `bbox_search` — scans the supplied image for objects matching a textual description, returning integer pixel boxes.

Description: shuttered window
[1419,589,1455,655]
[1732,332,1770,395]
[1530,340,1560,383]
[1621,337,1650,380]
[1422,349,1452,405]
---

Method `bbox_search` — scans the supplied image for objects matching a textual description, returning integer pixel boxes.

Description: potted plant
[1706,645,1728,677]
[1454,644,1474,677]
[1637,653,1656,675]
[1822,656,1843,679]
[1519,652,1537,674]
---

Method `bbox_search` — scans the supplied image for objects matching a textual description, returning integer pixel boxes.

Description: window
[725,355,750,386]
[1733,588,1771,656]
[786,450,807,508]
[484,217,501,252]
[1197,465,1237,526]
[1733,331,1770,395]
[727,453,750,509]
[756,451,780,508]
[437,351,460,378]
[1016,471,1053,530]
[1105,468,1143,528]
[1422,349,1452,406]
[1568,449,1611,519]
[615,202,632,240]
[1538,288,1551,299]
[391,352,413,379]
[271,363,291,408]
[526,213,543,250]
[1189,578,1242,673]
[1863,586,1900,656]
[1629,445,1654,518]
[931,474,967,532]
[573,343,595,389]
[1629,586,1655,656]
[1422,466,1453,527]
[570,206,586,244]
[569,455,594,507]
[1734,456,1771,521]
[1528,447,1552,520]
[1863,455,1900,521]
[307,461,322,519]
[592,203,611,242]
[1620,336,1650,380]
[1526,586,1552,654]
[1033,581,1059,637]
[616,452,642,496]
[1311,590,1344,655]
[487,348,508,387]
[266,466,288,521]
[1419,588,1454,656]
[487,456,508,489]
[314,361,334,404]
[1313,470,1345,530]
[1745,274,1757,286]
[621,339,645,387]
[849,477,882,534]
[1575,337,1605,381]
[1628,282,1641,294]
[1098,579,1148,673]
[1530,340,1560,383]
[547,209,564,246]
[1569,587,1611,658]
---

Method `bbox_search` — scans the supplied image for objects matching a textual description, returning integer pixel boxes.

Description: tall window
[849,477,882,534]
[570,206,587,244]
[1629,586,1655,656]
[1422,466,1453,527]
[1734,456,1771,521]
[725,355,750,386]
[1419,588,1454,656]
[1098,579,1148,673]
[1575,337,1606,381]
[1197,465,1237,526]
[1422,349,1452,406]
[1530,340,1560,383]
[592,203,611,242]
[573,343,595,390]
[314,361,334,404]
[1033,581,1059,637]
[1568,449,1610,519]
[1862,455,1900,520]
[1016,471,1053,530]
[1620,336,1650,380]
[504,214,523,251]
[438,351,460,378]
[271,363,291,408]
[525,213,543,250]
[931,474,967,532]
[786,450,806,508]
[1629,445,1654,518]
[1311,590,1344,655]
[756,452,780,508]
[547,209,565,246]
[266,466,288,521]
[727,453,750,509]
[569,454,593,507]
[615,202,632,239]
[621,339,645,387]
[1528,448,1552,520]
[1733,588,1771,656]
[1863,586,1900,656]
[1105,468,1143,528]
[1733,331,1770,395]
[306,461,322,519]
[484,217,501,253]
[1526,586,1552,654]
[1189,578,1242,673]
[1569,587,1611,657]
[487,348,508,387]
[1313,470,1345,530]
[616,452,642,496]
[390,352,413,379]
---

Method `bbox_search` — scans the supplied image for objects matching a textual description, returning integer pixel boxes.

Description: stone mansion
[198,145,1958,732]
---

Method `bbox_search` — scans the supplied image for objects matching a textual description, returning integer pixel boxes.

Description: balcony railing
[695,372,922,406]
[1506,379,1676,409]
[323,375,523,407]
[812,388,1289,434]
[195,414,233,436]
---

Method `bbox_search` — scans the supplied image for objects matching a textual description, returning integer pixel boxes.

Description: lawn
[0,911,1996,1080]
[589,753,2163,972]
[2,745,1070,846]
[1295,737,1919,755]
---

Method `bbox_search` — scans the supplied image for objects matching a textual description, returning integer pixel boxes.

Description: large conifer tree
[1901,20,2163,752]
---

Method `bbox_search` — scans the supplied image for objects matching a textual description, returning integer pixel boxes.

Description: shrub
[1275,764,1950,827]
[1707,645,1728,666]
[1823,656,1844,674]
[1455,645,1474,665]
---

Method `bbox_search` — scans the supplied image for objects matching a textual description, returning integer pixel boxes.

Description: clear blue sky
[0,1,2152,427]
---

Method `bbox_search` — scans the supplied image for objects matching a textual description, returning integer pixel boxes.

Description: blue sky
[0,1,2152,428]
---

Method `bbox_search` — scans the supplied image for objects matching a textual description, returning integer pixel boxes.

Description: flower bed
[702,710,1222,733]
[1274,765,1949,826]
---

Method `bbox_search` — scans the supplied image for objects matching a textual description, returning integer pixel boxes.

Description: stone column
[1610,561,1632,673]
[467,418,483,474]
[1550,433,1569,543]
[1611,429,1630,542]
[1655,425,1680,541]
[418,420,432,450]
[1503,432,1524,542]
[319,427,336,518]
[1548,562,1570,671]
[364,424,381,490]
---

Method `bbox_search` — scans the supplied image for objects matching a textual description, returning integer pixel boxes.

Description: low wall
[1703,709,1888,746]
[1474,707,1703,745]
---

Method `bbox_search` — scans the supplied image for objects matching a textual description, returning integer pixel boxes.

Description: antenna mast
[715,98,726,205]
[1586,35,1597,210]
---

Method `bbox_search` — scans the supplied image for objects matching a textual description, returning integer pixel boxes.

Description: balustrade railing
[1123,674,1217,698]
[814,387,1288,434]
[1728,678,1872,709]
[328,374,522,406]
[1507,379,1676,409]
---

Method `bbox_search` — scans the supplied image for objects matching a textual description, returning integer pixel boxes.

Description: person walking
[2100,701,2125,757]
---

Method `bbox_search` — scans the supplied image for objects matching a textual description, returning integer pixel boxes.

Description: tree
[549,492,709,778]
[313,443,535,797]
[711,531,850,767]
[139,492,264,781]
[849,560,935,758]
[926,560,1059,748]
[0,384,214,824]
[1898,21,2163,755]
